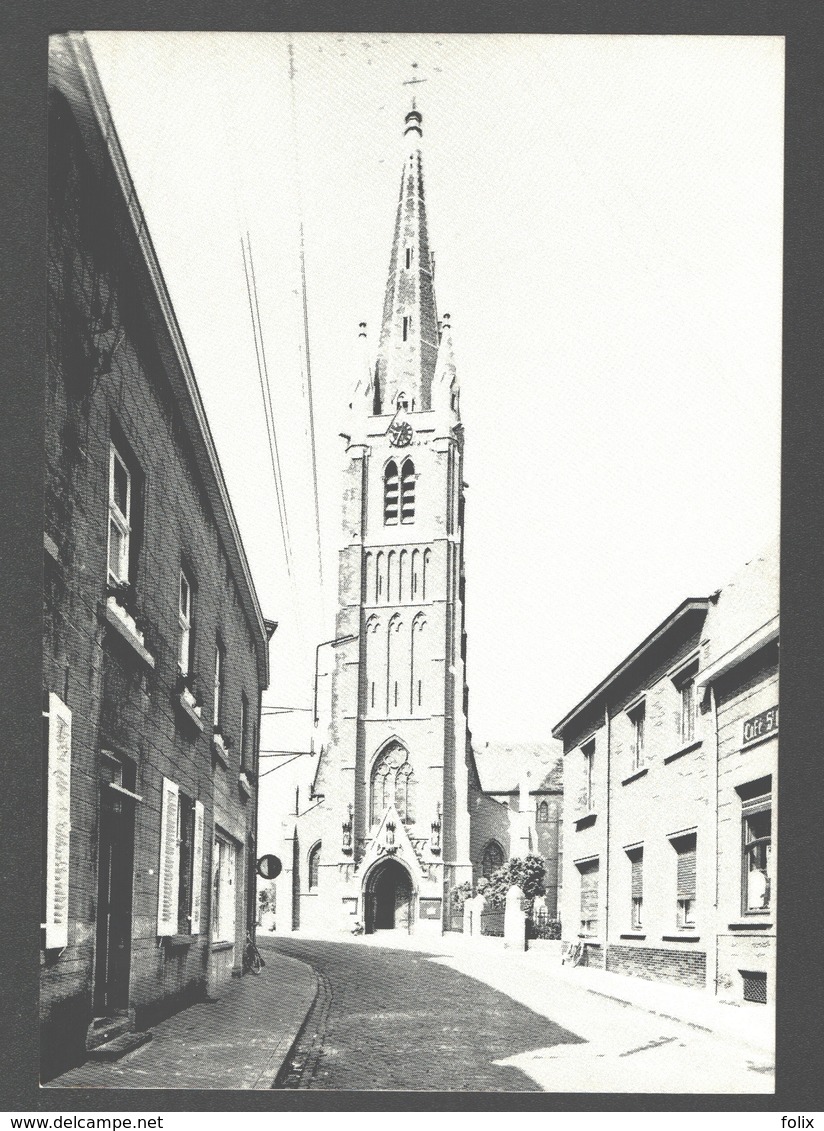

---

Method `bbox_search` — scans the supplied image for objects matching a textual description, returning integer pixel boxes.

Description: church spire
[373,108,440,415]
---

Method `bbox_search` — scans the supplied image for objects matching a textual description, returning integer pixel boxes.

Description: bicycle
[243,930,266,974]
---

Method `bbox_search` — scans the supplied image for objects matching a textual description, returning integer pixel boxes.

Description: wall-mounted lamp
[430,803,442,854]
[342,804,353,855]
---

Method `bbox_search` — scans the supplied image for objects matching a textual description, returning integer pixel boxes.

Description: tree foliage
[485,855,547,909]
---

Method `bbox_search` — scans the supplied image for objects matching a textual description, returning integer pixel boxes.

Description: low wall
[606,944,707,988]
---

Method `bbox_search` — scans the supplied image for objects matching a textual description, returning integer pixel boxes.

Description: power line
[241,232,294,578]
[287,37,324,592]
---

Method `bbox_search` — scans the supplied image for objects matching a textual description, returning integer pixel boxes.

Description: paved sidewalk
[46,942,316,1090]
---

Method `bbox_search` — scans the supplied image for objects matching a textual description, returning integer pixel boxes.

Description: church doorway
[363,858,414,934]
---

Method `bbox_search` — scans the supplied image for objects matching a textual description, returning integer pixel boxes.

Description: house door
[93,755,135,1015]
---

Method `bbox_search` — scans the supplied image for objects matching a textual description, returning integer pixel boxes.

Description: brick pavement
[272,937,584,1090]
[45,944,316,1090]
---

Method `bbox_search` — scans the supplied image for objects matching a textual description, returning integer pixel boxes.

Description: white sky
[85,33,783,850]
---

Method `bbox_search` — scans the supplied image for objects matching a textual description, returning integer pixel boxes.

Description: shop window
[741,787,772,914]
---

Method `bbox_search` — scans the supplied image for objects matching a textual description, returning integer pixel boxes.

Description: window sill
[619,932,646,940]
[175,691,205,732]
[102,599,155,668]
[621,767,648,786]
[162,934,194,948]
[728,920,773,931]
[211,940,234,952]
[664,739,702,765]
[662,933,700,942]
[574,812,597,830]
[212,732,230,767]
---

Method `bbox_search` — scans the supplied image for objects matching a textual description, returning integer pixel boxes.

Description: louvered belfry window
[400,459,415,523]
[674,833,697,927]
[384,461,399,524]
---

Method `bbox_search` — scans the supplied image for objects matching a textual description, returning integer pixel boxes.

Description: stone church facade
[290,108,508,936]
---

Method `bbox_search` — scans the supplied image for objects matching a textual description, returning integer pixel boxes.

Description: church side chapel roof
[473,741,563,795]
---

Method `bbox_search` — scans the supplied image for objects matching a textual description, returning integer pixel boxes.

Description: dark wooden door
[93,766,135,1014]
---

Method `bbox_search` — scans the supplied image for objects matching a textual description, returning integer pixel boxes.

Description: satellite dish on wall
[257,854,282,880]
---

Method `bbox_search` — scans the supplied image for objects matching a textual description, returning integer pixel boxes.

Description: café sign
[743,705,778,745]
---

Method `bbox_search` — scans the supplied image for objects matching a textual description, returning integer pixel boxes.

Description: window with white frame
[741,783,772,914]
[672,660,699,746]
[627,846,643,929]
[213,642,224,730]
[212,833,236,943]
[578,858,599,935]
[178,569,193,676]
[240,692,248,769]
[157,778,204,937]
[672,832,697,928]
[107,443,132,585]
[583,739,595,812]
[629,701,645,770]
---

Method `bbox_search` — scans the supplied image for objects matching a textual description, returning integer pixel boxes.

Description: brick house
[42,34,273,1079]
[552,542,777,1004]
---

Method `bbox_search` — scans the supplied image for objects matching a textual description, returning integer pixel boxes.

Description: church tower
[296,108,473,935]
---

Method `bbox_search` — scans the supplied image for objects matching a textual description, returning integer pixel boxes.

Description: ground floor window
[672,832,697,929]
[212,834,237,943]
[740,780,772,914]
[578,858,599,936]
[158,779,204,936]
[627,846,643,929]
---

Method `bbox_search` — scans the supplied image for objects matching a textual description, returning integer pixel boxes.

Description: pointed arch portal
[363,857,414,934]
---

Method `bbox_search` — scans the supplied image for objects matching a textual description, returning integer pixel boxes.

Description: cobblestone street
[272,936,774,1093]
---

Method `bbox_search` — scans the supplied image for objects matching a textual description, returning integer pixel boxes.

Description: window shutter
[579,861,599,920]
[676,839,697,900]
[46,693,72,949]
[190,800,205,934]
[631,853,643,899]
[157,778,180,936]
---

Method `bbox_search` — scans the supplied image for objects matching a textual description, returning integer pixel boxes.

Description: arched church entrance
[363,858,414,934]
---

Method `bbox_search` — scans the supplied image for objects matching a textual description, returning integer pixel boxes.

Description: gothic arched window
[387,550,396,604]
[370,742,415,826]
[482,840,505,879]
[400,459,415,523]
[387,615,402,713]
[308,842,321,890]
[411,613,426,714]
[537,800,549,823]
[384,461,399,525]
[375,551,384,603]
[422,548,431,600]
[398,549,408,602]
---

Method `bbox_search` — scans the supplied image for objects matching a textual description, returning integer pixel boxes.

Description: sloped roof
[474,740,563,795]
